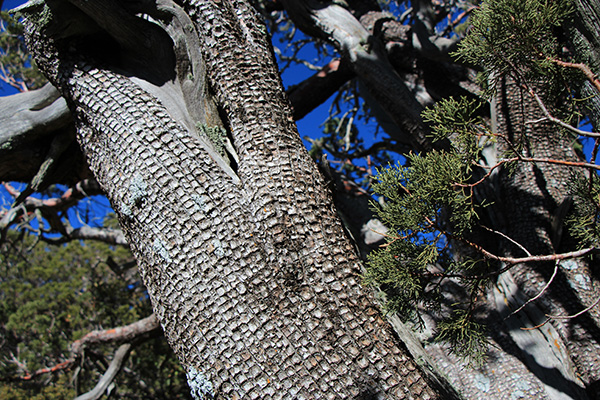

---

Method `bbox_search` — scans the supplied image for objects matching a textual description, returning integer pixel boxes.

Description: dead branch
[467,241,597,267]
[5,314,159,382]
[74,343,132,400]
[524,77,600,138]
[70,314,160,357]
[523,295,600,331]
[287,58,354,120]
[507,260,560,319]
[281,0,435,151]
[0,179,104,241]
[41,225,127,246]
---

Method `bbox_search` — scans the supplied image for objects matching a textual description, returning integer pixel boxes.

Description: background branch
[74,343,132,400]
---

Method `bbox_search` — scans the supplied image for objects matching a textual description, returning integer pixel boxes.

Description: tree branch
[5,315,159,382]
[0,179,104,241]
[507,260,559,319]
[552,58,600,93]
[41,225,127,246]
[281,0,436,151]
[70,314,160,357]
[74,343,132,400]
[525,86,600,138]
[523,295,600,331]
[287,58,354,120]
[0,83,88,183]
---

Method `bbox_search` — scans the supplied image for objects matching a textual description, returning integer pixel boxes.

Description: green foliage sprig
[455,0,573,95]
[422,96,492,169]
[435,309,489,364]
[366,97,495,362]
[568,174,600,248]
[367,0,600,365]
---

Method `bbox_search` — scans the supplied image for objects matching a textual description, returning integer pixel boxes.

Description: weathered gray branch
[71,315,160,357]
[0,83,89,184]
[42,225,127,246]
[74,343,132,400]
[0,179,105,241]
[281,0,434,151]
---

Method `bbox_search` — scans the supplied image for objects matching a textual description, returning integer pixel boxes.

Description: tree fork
[21,0,454,398]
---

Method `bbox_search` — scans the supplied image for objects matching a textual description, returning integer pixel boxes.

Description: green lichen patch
[152,238,171,263]
[186,367,214,400]
[196,123,227,156]
[128,174,148,206]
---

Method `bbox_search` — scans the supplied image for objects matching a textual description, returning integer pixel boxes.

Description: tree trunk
[21,0,450,398]
[491,75,600,399]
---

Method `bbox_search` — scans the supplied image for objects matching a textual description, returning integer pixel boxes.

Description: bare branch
[70,314,160,358]
[469,241,597,267]
[13,360,73,382]
[0,83,87,183]
[74,343,132,400]
[546,295,600,320]
[41,225,127,246]
[524,78,600,138]
[507,261,559,319]
[3,315,159,382]
[481,225,532,257]
[458,155,600,193]
[287,58,354,120]
[514,155,600,171]
[411,0,462,63]
[0,179,103,236]
[523,295,600,331]
[281,0,436,151]
[552,58,600,93]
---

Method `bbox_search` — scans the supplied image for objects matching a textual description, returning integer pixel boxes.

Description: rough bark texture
[492,76,600,399]
[5,0,598,399]
[569,0,600,128]
[421,75,600,400]
[21,0,448,398]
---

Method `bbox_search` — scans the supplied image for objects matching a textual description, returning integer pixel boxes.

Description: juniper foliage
[366,0,599,363]
[366,98,494,363]
[455,0,573,94]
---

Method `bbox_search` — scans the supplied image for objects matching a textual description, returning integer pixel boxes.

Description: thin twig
[519,156,600,171]
[425,214,597,267]
[526,88,600,138]
[522,294,600,331]
[507,260,559,319]
[480,225,532,257]
[551,58,600,93]
[454,159,510,189]
[546,295,600,320]
[479,245,597,267]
